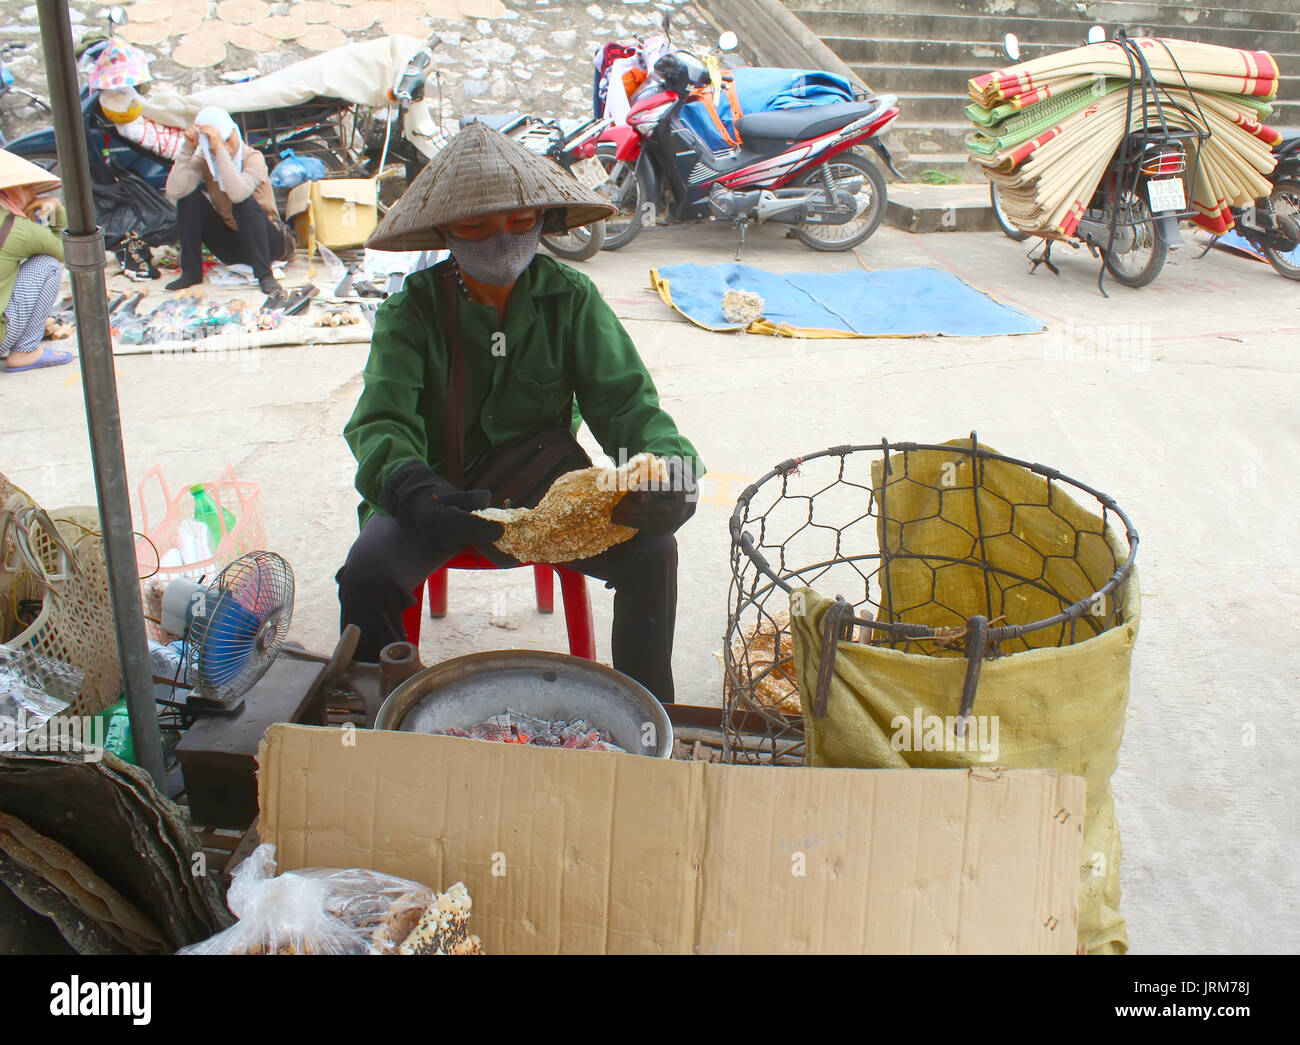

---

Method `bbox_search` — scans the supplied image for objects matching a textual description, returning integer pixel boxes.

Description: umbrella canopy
[367,120,615,251]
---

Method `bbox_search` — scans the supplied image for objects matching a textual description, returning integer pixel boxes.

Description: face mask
[444,224,541,286]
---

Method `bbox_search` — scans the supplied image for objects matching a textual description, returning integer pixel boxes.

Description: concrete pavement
[3,219,1298,954]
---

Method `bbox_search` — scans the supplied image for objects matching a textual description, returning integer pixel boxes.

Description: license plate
[1147,177,1185,212]
[570,156,608,190]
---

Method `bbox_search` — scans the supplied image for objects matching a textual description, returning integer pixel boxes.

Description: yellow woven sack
[789,444,1138,954]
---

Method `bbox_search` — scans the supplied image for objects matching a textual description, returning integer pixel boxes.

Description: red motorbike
[576,50,901,253]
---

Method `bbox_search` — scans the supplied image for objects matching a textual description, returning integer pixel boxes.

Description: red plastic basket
[135,465,265,640]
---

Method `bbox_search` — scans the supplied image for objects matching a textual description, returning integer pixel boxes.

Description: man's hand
[183,125,200,148]
[380,461,504,555]
[610,457,698,536]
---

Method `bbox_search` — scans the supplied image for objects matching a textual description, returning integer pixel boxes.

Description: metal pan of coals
[374,650,673,758]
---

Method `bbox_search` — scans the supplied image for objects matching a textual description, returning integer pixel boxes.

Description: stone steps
[824,35,1300,71]
[796,4,1300,38]
[788,0,1300,180]
[790,0,1300,20]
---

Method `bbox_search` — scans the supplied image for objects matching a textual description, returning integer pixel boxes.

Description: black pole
[36,0,165,787]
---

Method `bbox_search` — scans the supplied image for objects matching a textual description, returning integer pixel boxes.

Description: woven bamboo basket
[1,473,123,718]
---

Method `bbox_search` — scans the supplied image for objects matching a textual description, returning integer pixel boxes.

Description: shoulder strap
[692,86,740,149]
[723,77,744,145]
[0,214,16,252]
[441,267,467,488]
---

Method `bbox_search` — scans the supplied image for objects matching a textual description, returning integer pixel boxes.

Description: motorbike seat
[736,100,882,142]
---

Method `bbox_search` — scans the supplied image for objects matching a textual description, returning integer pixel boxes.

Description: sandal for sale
[264,284,319,316]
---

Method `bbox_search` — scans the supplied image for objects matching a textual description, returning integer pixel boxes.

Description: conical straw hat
[366,120,616,251]
[0,150,62,197]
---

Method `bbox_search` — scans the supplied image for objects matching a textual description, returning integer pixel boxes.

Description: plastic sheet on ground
[650,263,1044,337]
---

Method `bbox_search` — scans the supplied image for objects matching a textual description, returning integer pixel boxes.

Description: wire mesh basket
[723,435,1139,765]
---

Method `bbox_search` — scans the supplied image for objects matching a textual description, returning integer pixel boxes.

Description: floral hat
[88,40,152,92]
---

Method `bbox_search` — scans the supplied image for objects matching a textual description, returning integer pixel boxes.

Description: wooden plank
[222,816,261,888]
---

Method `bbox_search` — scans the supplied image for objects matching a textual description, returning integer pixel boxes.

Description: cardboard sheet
[259,723,1085,954]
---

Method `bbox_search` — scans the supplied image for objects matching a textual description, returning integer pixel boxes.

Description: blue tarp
[652,263,1045,337]
[1213,229,1266,261]
[677,67,855,152]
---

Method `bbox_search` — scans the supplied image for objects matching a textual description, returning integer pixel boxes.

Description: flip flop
[3,349,76,373]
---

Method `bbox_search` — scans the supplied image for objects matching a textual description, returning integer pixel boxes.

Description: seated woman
[163,106,286,297]
[338,122,704,705]
[0,150,73,373]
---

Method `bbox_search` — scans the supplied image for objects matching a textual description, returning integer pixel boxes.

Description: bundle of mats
[649,264,1044,338]
[966,38,1283,237]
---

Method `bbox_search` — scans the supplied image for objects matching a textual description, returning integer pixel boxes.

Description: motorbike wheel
[791,151,886,251]
[594,143,646,251]
[1262,177,1300,281]
[1101,191,1167,288]
[990,183,1029,242]
[541,220,607,262]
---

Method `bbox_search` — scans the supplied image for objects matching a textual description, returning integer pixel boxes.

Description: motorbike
[1013,28,1206,291]
[364,38,447,192]
[7,7,403,204]
[1196,133,1300,281]
[993,29,1300,286]
[586,31,902,254]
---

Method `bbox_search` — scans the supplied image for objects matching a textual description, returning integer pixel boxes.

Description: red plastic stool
[400,548,596,660]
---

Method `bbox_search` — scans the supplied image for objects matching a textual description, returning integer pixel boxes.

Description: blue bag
[270,149,328,190]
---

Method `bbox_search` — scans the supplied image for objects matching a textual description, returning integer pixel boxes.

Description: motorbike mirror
[108,5,127,25]
[1003,33,1020,61]
[718,31,739,52]
[1087,25,1106,44]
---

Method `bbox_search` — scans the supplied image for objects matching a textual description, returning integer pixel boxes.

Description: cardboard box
[258,723,1085,954]
[284,178,378,251]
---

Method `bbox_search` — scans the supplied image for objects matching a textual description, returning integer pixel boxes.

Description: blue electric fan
[159,551,295,714]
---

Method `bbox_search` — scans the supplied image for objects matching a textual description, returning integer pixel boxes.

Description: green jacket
[344,255,704,527]
[0,203,67,345]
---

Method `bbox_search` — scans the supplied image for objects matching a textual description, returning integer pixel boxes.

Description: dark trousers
[337,514,679,704]
[176,189,284,279]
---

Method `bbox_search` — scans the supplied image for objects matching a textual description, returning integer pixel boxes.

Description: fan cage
[185,551,295,704]
[723,437,1138,766]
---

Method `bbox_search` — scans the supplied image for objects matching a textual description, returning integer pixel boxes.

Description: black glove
[380,460,504,554]
[610,457,699,536]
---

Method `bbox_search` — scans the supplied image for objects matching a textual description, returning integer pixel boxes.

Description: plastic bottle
[190,484,236,551]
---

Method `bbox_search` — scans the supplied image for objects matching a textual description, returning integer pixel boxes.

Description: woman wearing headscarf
[163,106,286,296]
[339,122,704,705]
[0,149,73,372]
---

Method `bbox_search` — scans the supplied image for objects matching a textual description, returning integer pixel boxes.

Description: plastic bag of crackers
[177,844,482,955]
